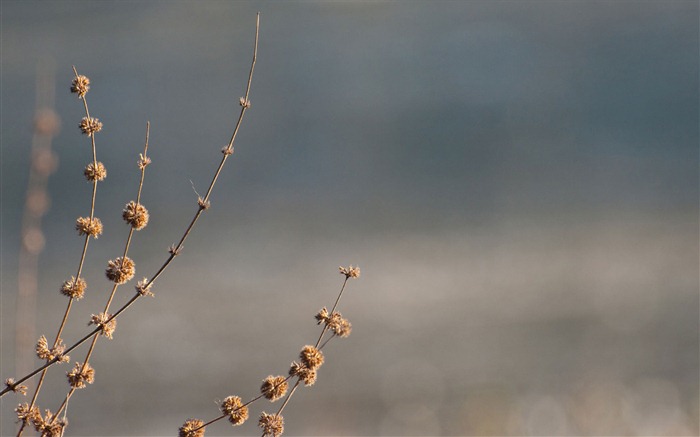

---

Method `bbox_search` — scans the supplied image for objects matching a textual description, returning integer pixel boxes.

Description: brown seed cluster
[89,312,116,339]
[31,409,66,437]
[138,153,151,170]
[35,336,69,363]
[84,161,107,182]
[315,307,352,338]
[79,116,102,136]
[4,378,27,395]
[76,216,103,238]
[70,75,90,97]
[178,418,205,437]
[15,402,41,424]
[258,412,284,437]
[339,265,360,279]
[122,201,149,230]
[289,361,317,386]
[135,277,154,297]
[105,256,136,284]
[299,345,324,370]
[67,362,95,389]
[60,276,87,299]
[220,395,248,426]
[261,375,288,401]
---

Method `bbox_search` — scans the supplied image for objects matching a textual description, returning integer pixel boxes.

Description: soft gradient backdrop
[1,1,698,435]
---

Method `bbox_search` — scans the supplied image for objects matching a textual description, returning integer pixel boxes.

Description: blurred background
[1,1,698,435]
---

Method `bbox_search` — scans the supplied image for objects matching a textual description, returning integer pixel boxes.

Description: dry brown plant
[2,13,360,437]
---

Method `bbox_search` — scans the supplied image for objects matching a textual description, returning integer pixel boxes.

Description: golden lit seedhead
[70,75,90,97]
[239,97,251,108]
[4,378,27,395]
[138,153,151,170]
[76,216,103,238]
[335,317,352,338]
[339,265,360,279]
[300,345,324,370]
[220,395,248,426]
[15,402,40,424]
[258,412,284,437]
[136,278,154,297]
[289,361,317,386]
[84,161,107,182]
[35,336,69,363]
[105,256,136,284]
[122,201,149,230]
[32,409,66,437]
[67,362,95,389]
[315,307,330,325]
[261,375,288,401]
[178,418,205,437]
[89,313,116,339]
[221,146,233,156]
[60,276,87,300]
[79,116,102,136]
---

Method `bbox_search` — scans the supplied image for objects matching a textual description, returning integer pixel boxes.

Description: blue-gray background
[1,1,698,435]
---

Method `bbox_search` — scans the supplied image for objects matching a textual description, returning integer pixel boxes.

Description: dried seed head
[258,412,284,437]
[239,97,251,108]
[70,75,90,97]
[299,345,324,370]
[122,201,149,230]
[261,375,288,401]
[339,265,361,279]
[289,361,317,386]
[221,146,233,156]
[334,317,352,338]
[220,395,248,426]
[15,402,41,424]
[76,216,103,238]
[35,336,69,363]
[89,313,116,339]
[315,307,330,325]
[32,409,66,437]
[67,362,95,389]
[178,418,205,437]
[138,153,151,170]
[136,278,154,297]
[84,161,107,182]
[169,244,182,256]
[79,116,102,136]
[105,256,136,284]
[5,378,27,395]
[60,276,87,300]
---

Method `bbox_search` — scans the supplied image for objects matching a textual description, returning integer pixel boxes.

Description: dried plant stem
[315,277,348,348]
[16,66,100,437]
[51,123,151,423]
[0,13,260,399]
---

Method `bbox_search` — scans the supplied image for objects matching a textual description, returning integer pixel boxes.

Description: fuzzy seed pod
[220,395,248,426]
[339,265,360,279]
[5,378,27,395]
[105,256,135,284]
[66,362,94,389]
[89,313,116,339]
[260,375,288,401]
[178,418,205,437]
[70,75,90,97]
[122,201,149,230]
[258,412,284,437]
[289,361,317,386]
[60,276,87,299]
[135,278,154,297]
[32,409,66,437]
[15,402,41,424]
[84,161,107,182]
[79,116,102,136]
[299,345,324,370]
[75,217,103,238]
[35,336,69,363]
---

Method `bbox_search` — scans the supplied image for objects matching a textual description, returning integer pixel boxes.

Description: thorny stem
[1,13,260,399]
[16,66,101,437]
